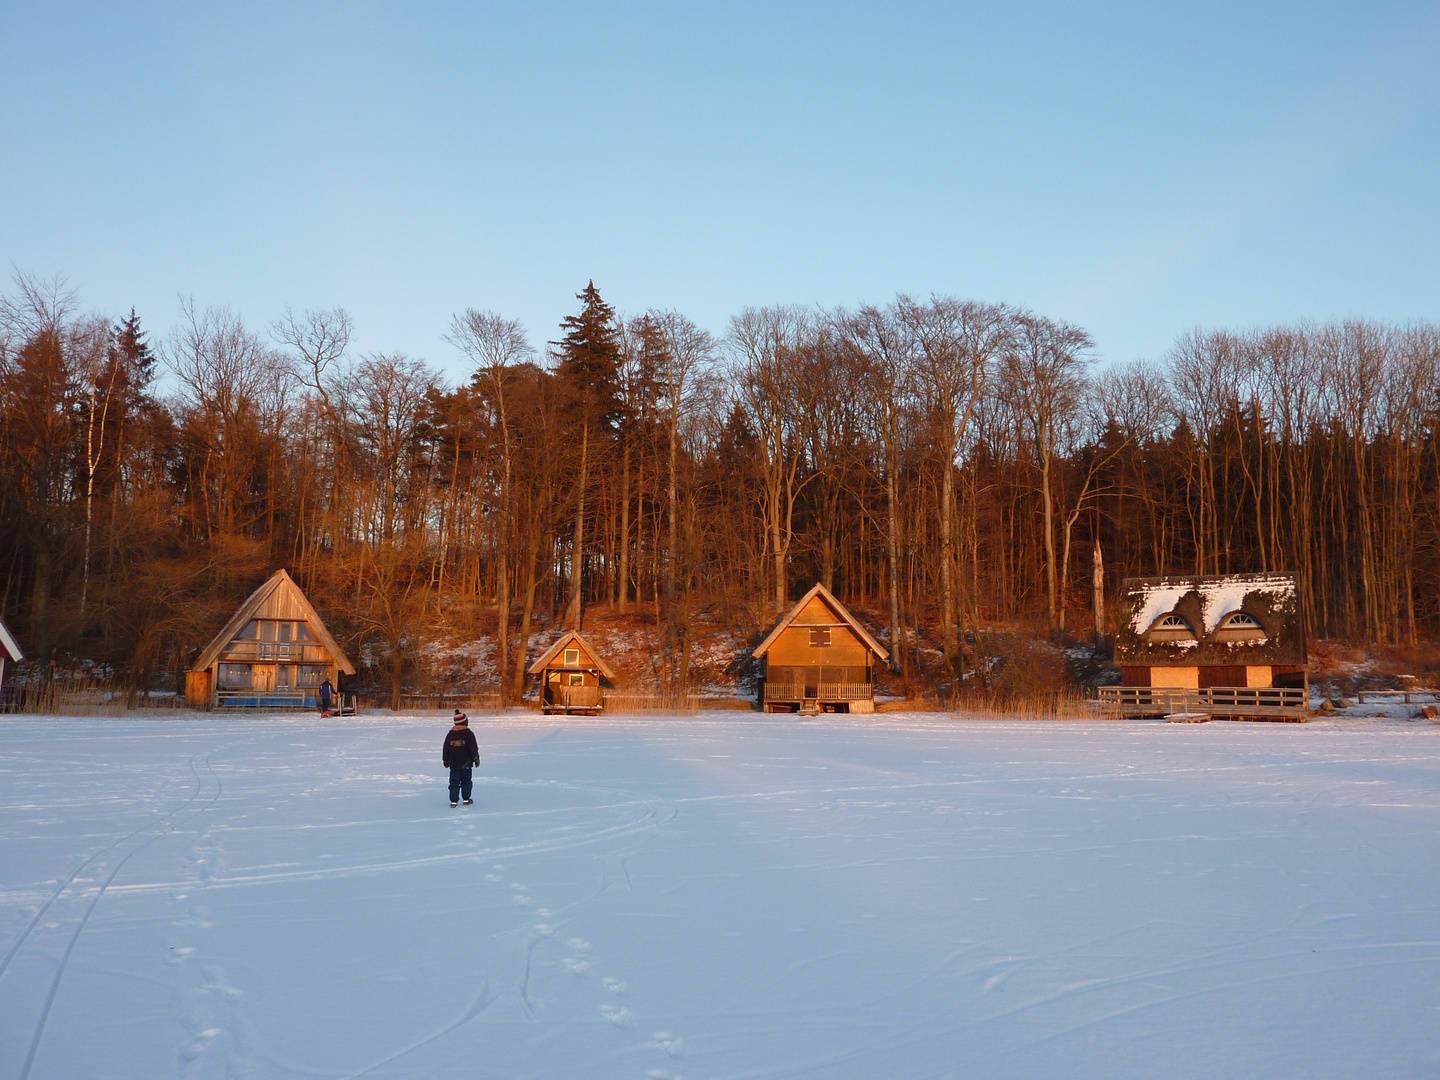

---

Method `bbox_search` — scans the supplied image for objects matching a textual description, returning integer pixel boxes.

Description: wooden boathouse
[528,630,616,714]
[0,616,20,694]
[754,583,889,713]
[1099,572,1308,720]
[186,570,355,710]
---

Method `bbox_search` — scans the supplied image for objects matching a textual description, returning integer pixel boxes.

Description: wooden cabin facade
[754,584,889,713]
[528,631,615,714]
[0,617,20,696]
[186,570,355,710]
[1100,573,1308,720]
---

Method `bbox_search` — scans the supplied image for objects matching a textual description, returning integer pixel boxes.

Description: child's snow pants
[449,767,473,803]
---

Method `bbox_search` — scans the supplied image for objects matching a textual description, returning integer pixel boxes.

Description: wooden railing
[764,683,872,701]
[216,689,358,713]
[764,683,803,701]
[546,685,602,711]
[1355,688,1439,704]
[219,641,333,663]
[217,688,315,708]
[1097,685,1307,719]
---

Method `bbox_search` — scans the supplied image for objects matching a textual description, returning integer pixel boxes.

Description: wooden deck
[216,689,358,713]
[543,685,604,714]
[763,682,873,713]
[1097,685,1308,721]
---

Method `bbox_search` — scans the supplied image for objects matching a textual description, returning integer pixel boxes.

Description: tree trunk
[667,418,678,603]
[495,409,512,704]
[618,439,630,611]
[770,480,786,615]
[886,457,904,674]
[1092,536,1105,642]
[566,423,588,629]
[939,448,956,665]
[512,525,543,702]
[1041,425,1058,631]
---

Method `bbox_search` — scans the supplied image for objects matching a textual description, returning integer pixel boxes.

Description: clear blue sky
[2,2,1437,383]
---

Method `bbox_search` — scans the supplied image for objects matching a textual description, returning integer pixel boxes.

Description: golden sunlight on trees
[1,270,1438,700]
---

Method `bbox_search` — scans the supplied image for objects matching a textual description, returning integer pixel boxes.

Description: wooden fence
[1097,685,1308,720]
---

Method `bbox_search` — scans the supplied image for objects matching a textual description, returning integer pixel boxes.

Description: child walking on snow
[442,710,480,807]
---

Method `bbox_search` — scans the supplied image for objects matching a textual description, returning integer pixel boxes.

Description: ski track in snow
[0,712,1438,1078]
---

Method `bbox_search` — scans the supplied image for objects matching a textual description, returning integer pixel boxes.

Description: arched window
[1215,611,1265,641]
[1148,613,1196,641]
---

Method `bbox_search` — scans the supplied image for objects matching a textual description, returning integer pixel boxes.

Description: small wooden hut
[186,570,355,710]
[528,630,615,714]
[1101,572,1307,720]
[0,616,21,694]
[754,583,889,713]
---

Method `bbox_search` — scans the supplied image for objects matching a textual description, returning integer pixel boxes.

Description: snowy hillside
[2,712,1438,1078]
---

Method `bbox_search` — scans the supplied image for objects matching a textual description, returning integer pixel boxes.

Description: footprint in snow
[650,1032,685,1058]
[599,1002,633,1027]
[176,904,213,928]
[602,977,626,994]
[564,956,590,975]
[201,965,245,1000]
[178,1027,223,1063]
[568,938,591,951]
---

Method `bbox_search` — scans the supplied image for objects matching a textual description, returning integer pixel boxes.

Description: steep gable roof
[0,616,21,662]
[527,630,617,679]
[191,569,356,675]
[752,583,890,662]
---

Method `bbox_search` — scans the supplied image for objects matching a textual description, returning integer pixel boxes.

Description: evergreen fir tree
[553,281,622,430]
[551,282,623,629]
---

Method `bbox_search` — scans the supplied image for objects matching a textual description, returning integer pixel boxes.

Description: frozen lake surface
[2,712,1438,1079]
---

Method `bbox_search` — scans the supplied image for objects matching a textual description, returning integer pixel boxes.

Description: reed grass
[5,674,187,716]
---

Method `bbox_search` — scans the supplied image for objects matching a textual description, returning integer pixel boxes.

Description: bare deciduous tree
[446,309,534,702]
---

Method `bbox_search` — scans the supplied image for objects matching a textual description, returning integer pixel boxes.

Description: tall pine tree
[552,282,622,627]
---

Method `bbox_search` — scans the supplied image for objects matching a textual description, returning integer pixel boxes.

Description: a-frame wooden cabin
[527,630,616,714]
[186,570,355,710]
[754,583,889,713]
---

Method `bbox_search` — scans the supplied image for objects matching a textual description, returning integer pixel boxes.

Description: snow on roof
[1130,584,1194,637]
[1128,574,1296,636]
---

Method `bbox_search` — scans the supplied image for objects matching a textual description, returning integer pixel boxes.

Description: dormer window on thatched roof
[1214,611,1266,641]
[1148,613,1196,641]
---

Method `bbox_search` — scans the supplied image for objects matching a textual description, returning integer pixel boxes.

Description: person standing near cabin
[318,677,335,715]
[442,710,479,807]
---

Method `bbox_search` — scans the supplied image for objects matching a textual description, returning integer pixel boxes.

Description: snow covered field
[2,713,1438,1080]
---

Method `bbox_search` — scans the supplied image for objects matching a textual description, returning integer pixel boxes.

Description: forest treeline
[1,273,1437,699]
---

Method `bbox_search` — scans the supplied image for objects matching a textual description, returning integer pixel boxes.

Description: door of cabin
[252,665,276,692]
